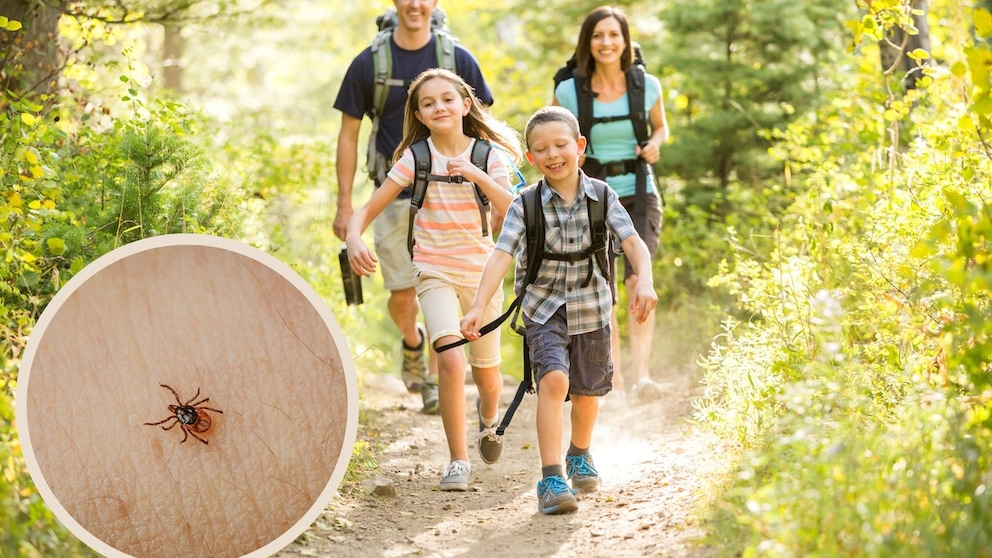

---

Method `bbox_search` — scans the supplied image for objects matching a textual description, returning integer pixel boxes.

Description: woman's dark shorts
[616,191,662,281]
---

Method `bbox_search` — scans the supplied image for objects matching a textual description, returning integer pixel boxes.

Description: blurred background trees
[3,0,992,555]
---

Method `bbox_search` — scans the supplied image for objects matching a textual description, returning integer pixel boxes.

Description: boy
[460,106,657,514]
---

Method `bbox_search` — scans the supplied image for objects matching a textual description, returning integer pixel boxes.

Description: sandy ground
[272,354,732,558]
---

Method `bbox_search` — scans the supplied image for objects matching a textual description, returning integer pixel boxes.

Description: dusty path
[274,357,730,558]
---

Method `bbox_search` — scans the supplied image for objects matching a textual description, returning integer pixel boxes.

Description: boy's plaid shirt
[494,173,639,335]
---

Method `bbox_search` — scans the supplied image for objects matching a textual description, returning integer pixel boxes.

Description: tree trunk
[0,0,64,101]
[878,0,930,91]
[162,24,183,93]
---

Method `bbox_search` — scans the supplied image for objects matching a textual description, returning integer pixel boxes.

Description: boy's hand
[346,236,377,277]
[629,275,658,324]
[460,307,484,341]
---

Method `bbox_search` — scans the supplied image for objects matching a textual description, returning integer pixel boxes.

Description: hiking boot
[536,475,578,515]
[476,397,503,464]
[565,453,601,494]
[421,381,440,415]
[439,460,470,492]
[401,324,429,394]
[632,378,664,403]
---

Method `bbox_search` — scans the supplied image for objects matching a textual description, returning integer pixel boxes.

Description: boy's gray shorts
[524,305,613,397]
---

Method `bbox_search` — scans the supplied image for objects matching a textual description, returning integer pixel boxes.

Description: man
[332,0,494,413]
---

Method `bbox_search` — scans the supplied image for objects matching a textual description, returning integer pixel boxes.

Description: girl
[553,5,669,401]
[346,68,522,491]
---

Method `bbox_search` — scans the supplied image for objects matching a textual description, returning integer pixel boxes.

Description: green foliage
[696,3,992,556]
[1,43,251,554]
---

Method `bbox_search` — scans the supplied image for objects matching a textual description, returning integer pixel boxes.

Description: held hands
[459,307,485,341]
[346,235,378,277]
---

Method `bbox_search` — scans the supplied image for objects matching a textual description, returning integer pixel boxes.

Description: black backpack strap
[587,180,615,303]
[522,181,545,289]
[626,66,652,239]
[408,139,495,256]
[574,71,595,154]
[470,139,492,239]
[408,139,432,257]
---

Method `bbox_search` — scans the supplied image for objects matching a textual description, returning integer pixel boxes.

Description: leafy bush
[696,4,992,556]
[1,69,252,557]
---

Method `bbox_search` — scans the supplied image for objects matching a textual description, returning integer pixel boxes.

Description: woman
[553,5,669,401]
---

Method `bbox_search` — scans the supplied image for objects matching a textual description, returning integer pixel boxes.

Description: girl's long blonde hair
[393,68,523,165]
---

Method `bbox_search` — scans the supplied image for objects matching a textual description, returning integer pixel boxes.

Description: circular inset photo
[16,234,358,558]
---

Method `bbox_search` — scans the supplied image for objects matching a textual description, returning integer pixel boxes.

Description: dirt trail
[273,354,730,558]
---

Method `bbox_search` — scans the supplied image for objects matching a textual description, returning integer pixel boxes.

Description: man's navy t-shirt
[334,34,494,162]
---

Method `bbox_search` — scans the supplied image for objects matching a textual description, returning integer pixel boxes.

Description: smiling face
[413,77,471,134]
[525,120,587,185]
[394,0,437,33]
[589,16,626,68]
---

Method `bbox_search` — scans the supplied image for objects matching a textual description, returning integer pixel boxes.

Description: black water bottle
[339,248,363,305]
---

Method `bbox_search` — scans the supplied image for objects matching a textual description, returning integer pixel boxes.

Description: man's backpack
[367,8,458,182]
[552,44,656,237]
[435,178,614,437]
[407,138,493,257]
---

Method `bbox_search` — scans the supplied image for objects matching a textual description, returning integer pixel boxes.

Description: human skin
[19,241,354,558]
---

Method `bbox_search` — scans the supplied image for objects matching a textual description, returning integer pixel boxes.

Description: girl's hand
[346,236,377,277]
[446,158,485,184]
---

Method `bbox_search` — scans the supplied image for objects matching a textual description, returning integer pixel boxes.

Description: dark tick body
[144,384,223,444]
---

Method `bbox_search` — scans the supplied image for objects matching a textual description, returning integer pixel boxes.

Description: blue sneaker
[536,475,577,515]
[565,453,601,493]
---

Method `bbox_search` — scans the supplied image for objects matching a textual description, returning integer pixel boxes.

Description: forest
[2,0,992,556]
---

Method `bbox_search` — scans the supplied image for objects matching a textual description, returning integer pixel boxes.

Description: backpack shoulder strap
[368,30,407,182]
[626,65,649,145]
[408,139,432,256]
[573,71,595,146]
[434,30,458,72]
[587,179,615,301]
[470,139,492,238]
[521,181,546,290]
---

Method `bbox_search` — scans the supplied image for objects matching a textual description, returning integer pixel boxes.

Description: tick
[144,384,224,445]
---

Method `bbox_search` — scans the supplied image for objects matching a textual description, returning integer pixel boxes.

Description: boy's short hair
[524,106,581,149]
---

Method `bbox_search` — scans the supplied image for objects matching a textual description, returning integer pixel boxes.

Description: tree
[0,0,62,101]
[878,0,931,91]
[656,0,855,211]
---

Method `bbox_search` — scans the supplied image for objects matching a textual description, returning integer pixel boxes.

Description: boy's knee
[538,370,569,396]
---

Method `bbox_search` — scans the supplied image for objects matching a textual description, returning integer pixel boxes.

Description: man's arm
[333,113,363,241]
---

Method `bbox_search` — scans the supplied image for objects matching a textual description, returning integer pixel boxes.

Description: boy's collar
[540,171,601,203]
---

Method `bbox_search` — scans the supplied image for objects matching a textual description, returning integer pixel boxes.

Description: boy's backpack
[367,8,458,182]
[407,138,493,257]
[552,44,656,237]
[435,178,614,437]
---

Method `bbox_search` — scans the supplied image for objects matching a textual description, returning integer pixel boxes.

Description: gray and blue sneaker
[536,475,578,515]
[565,453,601,493]
[439,460,470,492]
